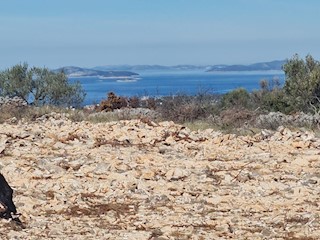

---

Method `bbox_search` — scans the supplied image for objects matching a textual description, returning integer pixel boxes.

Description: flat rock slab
[0,116,320,239]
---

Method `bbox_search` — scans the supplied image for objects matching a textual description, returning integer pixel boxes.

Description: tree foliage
[283,54,320,111]
[0,63,32,101]
[0,63,85,107]
[252,88,289,113]
[249,78,289,113]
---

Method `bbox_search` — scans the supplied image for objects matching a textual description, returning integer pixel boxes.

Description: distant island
[53,66,139,78]
[205,60,285,72]
[54,60,286,77]
[93,65,206,72]
[94,60,285,72]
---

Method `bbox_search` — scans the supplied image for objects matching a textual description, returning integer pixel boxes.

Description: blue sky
[0,0,319,69]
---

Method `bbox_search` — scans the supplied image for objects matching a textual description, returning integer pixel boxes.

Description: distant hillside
[206,60,285,72]
[93,65,208,72]
[54,60,286,76]
[53,66,139,78]
[94,61,285,72]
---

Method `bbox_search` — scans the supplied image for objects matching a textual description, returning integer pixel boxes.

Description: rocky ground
[0,113,320,239]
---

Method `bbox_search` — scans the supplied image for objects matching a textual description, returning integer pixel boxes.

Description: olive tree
[0,63,32,101]
[0,63,85,107]
[283,54,320,111]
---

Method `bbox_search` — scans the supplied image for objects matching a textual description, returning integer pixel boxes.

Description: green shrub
[253,89,290,113]
[220,88,251,109]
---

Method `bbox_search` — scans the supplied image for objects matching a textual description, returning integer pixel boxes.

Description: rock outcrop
[0,115,319,239]
[256,111,320,129]
[0,96,27,107]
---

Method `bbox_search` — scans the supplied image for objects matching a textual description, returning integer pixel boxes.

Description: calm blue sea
[70,70,285,106]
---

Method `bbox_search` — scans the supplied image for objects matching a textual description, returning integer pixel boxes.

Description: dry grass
[183,120,217,132]
[0,105,143,124]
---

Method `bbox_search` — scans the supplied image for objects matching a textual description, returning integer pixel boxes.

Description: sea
[69,70,285,106]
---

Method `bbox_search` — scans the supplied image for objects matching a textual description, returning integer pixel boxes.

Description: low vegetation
[1,54,320,132]
[156,55,320,130]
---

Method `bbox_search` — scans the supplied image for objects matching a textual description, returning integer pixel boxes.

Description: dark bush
[98,92,128,112]
[219,107,255,128]
[146,98,156,110]
[158,93,217,123]
[128,96,140,108]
